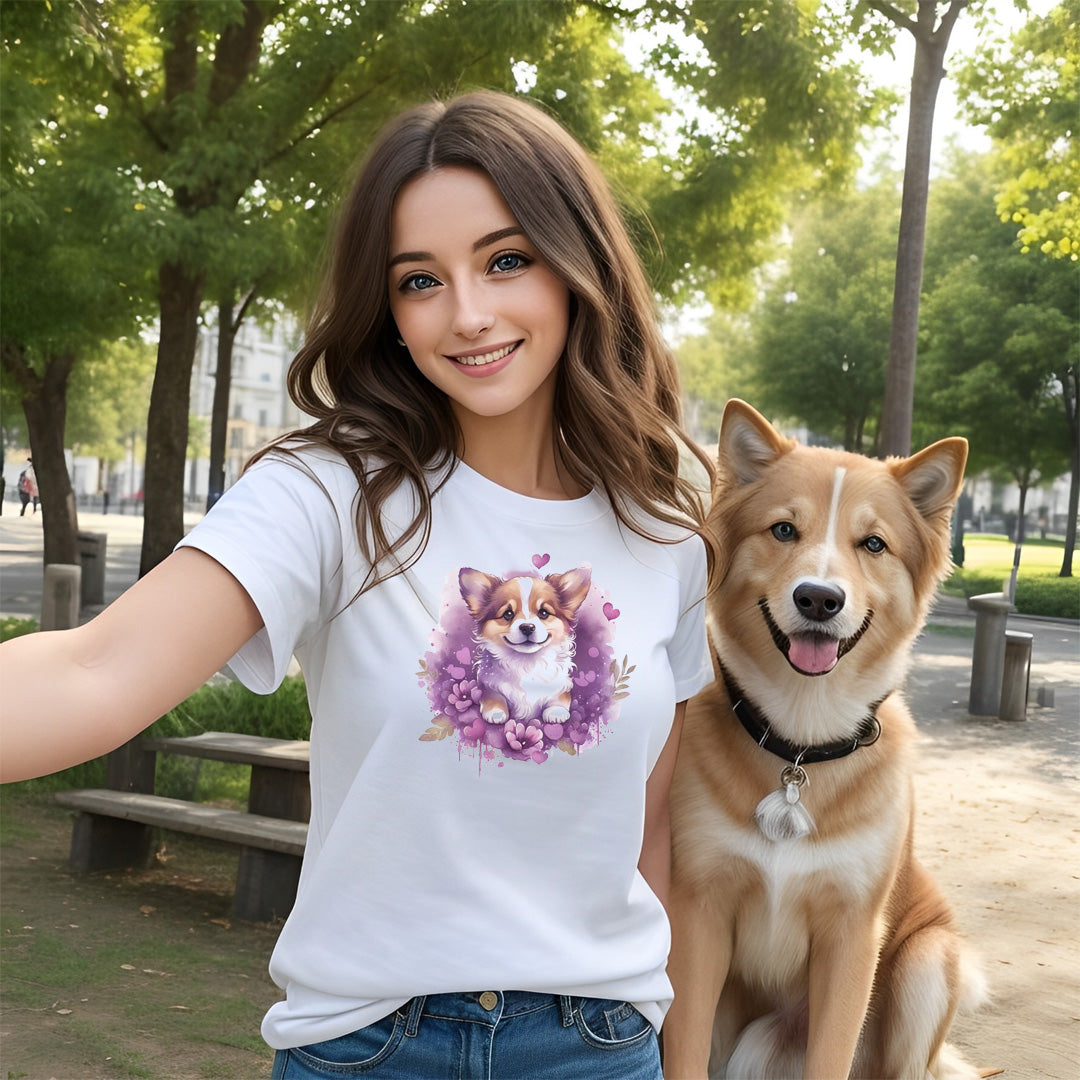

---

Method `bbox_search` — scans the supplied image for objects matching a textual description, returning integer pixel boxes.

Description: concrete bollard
[41,563,82,631]
[967,592,1014,716]
[77,531,108,607]
[1000,630,1033,721]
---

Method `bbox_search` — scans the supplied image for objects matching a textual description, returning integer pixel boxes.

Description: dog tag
[754,765,814,842]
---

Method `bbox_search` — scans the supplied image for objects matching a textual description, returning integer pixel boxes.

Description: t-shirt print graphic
[418,555,632,766]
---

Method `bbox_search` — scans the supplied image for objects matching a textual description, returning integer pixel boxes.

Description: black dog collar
[721,667,882,767]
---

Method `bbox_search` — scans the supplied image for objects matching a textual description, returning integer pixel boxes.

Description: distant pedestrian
[18,460,38,516]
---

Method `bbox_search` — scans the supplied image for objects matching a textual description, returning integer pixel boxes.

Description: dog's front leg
[804,920,880,1079]
[662,888,731,1079]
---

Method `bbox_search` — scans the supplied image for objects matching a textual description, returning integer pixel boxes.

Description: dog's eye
[861,535,887,554]
[770,522,798,542]
[538,606,552,620]
[501,606,514,622]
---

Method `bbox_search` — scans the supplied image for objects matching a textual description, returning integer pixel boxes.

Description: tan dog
[664,400,986,1079]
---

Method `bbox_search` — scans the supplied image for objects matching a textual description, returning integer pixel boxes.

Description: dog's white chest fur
[477,646,574,718]
[711,808,901,987]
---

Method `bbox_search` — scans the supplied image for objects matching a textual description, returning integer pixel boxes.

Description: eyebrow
[387,225,526,269]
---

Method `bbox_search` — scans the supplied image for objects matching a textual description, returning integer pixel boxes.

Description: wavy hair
[252,90,716,592]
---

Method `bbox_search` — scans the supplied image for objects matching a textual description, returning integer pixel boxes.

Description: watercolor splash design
[417,559,632,766]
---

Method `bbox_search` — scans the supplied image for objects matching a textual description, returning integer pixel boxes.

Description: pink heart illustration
[602,602,620,620]
[447,665,466,680]
[456,647,473,665]
[532,553,550,569]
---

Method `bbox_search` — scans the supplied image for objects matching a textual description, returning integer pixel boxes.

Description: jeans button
[479,991,499,1010]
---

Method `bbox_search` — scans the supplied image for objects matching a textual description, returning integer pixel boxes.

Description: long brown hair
[252,90,716,592]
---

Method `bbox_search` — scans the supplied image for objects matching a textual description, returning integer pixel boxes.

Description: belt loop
[558,995,576,1027]
[405,995,426,1037]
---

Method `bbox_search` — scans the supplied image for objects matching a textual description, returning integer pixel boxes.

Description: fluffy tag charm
[754,765,814,841]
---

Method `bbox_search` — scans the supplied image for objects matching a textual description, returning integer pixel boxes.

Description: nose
[793,581,846,622]
[518,623,535,638]
[451,282,494,339]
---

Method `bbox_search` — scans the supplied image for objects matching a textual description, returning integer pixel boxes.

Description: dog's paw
[482,706,508,725]
[542,705,570,724]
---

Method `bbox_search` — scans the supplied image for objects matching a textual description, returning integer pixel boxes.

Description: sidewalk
[1,510,1078,1075]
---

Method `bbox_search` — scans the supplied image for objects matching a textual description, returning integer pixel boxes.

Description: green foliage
[637,0,886,306]
[943,568,1079,619]
[917,150,1077,482]
[699,170,901,450]
[956,0,1079,260]
[65,337,156,462]
[0,617,37,642]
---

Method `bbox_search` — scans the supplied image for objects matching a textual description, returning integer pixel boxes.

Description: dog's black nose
[519,622,535,638]
[793,581,846,621]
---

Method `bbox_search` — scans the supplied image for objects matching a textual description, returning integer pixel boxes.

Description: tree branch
[865,1,916,36]
[264,73,396,167]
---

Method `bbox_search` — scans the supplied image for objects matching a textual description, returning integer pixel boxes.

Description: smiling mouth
[758,598,873,677]
[449,342,520,367]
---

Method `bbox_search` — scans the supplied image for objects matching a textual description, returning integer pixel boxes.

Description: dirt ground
[0,795,282,1080]
[0,621,1077,1080]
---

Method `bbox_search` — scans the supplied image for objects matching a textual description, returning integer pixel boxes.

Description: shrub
[943,569,1080,620]
[0,616,38,642]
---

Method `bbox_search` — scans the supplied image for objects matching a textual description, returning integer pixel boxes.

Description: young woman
[0,91,716,1079]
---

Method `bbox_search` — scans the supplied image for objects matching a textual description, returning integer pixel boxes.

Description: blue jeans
[270,991,661,1079]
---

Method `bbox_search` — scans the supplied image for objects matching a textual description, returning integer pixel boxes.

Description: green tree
[918,152,1077,574]
[66,337,157,467]
[957,0,1079,261]
[633,0,886,307]
[0,2,150,565]
[738,176,900,450]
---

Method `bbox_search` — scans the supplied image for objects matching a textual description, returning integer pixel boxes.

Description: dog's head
[708,400,967,732]
[458,567,592,658]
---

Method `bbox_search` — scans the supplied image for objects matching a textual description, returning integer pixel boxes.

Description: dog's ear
[546,567,592,616]
[891,437,969,522]
[458,567,502,618]
[717,399,796,487]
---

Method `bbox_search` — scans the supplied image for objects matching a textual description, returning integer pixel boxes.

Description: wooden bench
[55,733,311,922]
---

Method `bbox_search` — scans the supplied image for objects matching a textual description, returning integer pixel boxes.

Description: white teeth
[454,343,516,367]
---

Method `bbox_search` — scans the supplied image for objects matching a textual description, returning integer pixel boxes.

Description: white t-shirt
[177,447,710,1051]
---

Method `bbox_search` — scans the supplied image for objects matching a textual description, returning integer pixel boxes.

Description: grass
[944,534,1079,619]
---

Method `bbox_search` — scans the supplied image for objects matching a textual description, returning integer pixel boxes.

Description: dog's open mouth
[759,599,873,677]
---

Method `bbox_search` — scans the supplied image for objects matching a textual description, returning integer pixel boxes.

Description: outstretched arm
[0,547,262,783]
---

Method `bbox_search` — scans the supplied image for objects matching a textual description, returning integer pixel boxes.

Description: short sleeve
[668,534,711,701]
[175,453,349,693]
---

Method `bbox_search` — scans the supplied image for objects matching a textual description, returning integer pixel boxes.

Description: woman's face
[387,167,570,433]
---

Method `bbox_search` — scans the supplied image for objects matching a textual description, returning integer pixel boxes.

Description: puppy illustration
[458,566,592,726]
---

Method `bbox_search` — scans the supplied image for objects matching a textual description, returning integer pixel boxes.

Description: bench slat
[56,790,307,856]
[141,732,310,771]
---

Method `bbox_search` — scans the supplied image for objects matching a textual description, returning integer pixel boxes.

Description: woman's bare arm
[0,547,263,783]
[638,700,687,911]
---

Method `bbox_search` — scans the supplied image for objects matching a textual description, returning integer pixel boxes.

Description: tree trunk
[206,286,256,511]
[1059,364,1077,578]
[878,1,962,457]
[207,293,235,511]
[2,344,80,565]
[139,261,204,577]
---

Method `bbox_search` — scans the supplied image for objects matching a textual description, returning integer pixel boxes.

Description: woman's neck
[455,413,587,501]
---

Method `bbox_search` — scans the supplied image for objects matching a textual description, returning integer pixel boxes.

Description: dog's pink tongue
[787,634,840,675]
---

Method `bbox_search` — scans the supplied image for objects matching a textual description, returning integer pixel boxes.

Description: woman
[1,91,715,1079]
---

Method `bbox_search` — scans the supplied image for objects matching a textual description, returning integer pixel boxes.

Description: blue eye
[401,273,439,293]
[491,251,529,274]
[862,535,887,554]
[771,522,797,542]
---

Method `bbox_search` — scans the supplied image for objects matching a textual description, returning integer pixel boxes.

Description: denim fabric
[270,991,661,1079]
